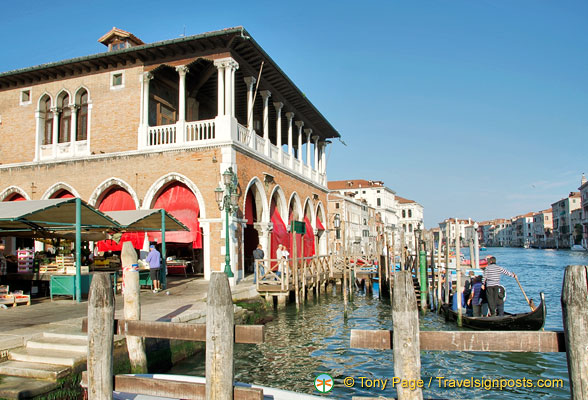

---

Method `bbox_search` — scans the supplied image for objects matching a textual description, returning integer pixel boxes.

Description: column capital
[285,111,295,121]
[260,90,272,100]
[175,65,189,76]
[50,107,62,115]
[214,57,239,70]
[294,120,304,129]
[304,128,313,136]
[243,76,257,88]
[273,102,283,112]
[312,135,320,142]
[69,104,80,112]
[142,72,153,81]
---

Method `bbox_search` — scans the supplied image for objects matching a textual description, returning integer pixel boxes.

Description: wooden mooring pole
[206,272,234,400]
[87,273,114,400]
[455,226,462,327]
[444,224,450,305]
[392,270,423,400]
[343,257,348,317]
[561,265,588,400]
[121,241,148,373]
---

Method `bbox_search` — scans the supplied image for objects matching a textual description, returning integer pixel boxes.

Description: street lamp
[215,167,239,277]
[415,223,422,251]
[333,213,341,254]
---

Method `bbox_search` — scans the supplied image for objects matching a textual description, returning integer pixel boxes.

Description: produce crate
[0,294,14,306]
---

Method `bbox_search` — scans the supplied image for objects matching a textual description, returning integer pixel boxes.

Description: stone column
[221,59,239,118]
[321,142,328,174]
[140,72,153,147]
[50,107,60,158]
[176,65,189,145]
[260,90,271,156]
[312,135,319,171]
[215,61,225,116]
[273,102,283,161]
[286,112,295,167]
[243,77,256,130]
[304,128,313,168]
[295,121,304,172]
[34,110,42,161]
[70,105,79,155]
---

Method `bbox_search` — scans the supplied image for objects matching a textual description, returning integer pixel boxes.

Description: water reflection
[170,248,586,399]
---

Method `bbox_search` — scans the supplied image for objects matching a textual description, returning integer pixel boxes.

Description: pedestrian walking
[146,244,162,293]
[252,244,264,283]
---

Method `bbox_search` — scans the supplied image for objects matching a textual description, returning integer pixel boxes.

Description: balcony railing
[143,118,325,186]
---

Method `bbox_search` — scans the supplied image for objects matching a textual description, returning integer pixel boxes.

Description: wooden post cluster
[444,224,450,305]
[455,226,462,327]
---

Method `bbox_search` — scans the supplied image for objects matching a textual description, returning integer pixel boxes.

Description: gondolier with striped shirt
[482,256,517,317]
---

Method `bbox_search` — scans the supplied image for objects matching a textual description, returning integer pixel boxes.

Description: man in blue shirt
[146,244,161,293]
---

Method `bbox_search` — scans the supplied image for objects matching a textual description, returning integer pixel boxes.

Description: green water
[170,248,587,399]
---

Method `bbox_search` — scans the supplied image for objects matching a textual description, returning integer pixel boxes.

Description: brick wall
[0,65,142,164]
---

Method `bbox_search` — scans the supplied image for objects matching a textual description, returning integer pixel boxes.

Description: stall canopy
[104,209,188,232]
[0,198,121,232]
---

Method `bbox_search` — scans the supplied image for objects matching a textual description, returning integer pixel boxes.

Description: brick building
[0,27,338,283]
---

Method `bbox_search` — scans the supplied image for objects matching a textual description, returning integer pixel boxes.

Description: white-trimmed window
[110,71,125,89]
[20,88,32,106]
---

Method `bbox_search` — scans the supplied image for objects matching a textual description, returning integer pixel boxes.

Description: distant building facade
[551,192,581,248]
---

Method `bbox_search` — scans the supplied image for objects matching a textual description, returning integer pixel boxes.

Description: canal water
[170,248,588,399]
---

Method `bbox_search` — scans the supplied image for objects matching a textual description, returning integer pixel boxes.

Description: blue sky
[2,1,586,227]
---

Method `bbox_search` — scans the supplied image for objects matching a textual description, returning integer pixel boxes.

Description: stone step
[42,331,88,342]
[0,375,58,399]
[26,335,87,353]
[9,347,86,367]
[0,360,70,381]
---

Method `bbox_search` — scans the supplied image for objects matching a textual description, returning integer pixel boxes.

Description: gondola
[441,292,545,330]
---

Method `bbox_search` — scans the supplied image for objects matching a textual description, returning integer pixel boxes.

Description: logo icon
[314,373,334,393]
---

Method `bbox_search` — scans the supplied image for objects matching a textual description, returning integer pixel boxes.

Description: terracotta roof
[328,179,385,190]
[395,196,416,204]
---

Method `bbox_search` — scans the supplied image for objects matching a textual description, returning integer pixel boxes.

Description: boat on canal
[441,292,546,331]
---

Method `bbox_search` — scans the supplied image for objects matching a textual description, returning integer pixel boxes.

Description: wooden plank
[82,319,263,344]
[561,265,588,400]
[81,373,263,400]
[350,329,566,352]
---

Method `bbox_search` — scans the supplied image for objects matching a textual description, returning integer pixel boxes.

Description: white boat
[112,374,330,400]
[571,244,586,251]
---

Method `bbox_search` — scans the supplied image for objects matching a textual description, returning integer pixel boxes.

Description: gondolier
[482,256,516,316]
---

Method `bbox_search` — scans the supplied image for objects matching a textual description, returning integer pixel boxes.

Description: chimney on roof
[98,27,144,51]
[582,173,587,186]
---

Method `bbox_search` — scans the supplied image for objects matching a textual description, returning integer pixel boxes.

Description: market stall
[0,200,188,302]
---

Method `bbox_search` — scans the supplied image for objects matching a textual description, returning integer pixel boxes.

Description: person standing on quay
[252,244,264,283]
[482,256,516,316]
[146,244,162,293]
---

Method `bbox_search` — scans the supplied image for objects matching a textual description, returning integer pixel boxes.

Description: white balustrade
[269,143,279,161]
[186,120,215,142]
[237,124,250,145]
[148,124,176,146]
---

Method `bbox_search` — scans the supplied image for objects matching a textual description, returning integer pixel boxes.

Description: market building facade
[0,27,337,283]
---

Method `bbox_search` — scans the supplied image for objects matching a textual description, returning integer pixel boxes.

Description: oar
[514,275,534,311]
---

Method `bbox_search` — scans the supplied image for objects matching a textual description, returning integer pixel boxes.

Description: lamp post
[333,213,341,254]
[215,167,239,278]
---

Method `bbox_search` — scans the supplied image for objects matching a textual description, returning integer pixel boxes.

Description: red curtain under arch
[96,187,145,251]
[147,182,202,249]
[3,193,25,201]
[50,189,74,199]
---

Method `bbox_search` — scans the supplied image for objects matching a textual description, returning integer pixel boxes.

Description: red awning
[97,187,144,252]
[270,204,288,270]
[316,216,325,231]
[147,182,202,249]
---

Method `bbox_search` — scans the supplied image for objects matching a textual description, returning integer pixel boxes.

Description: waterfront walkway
[0,275,258,398]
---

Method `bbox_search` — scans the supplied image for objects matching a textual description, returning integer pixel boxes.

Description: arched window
[408,209,412,218]
[58,94,71,143]
[409,224,413,232]
[403,224,407,232]
[402,210,406,218]
[77,89,88,141]
[41,96,53,145]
